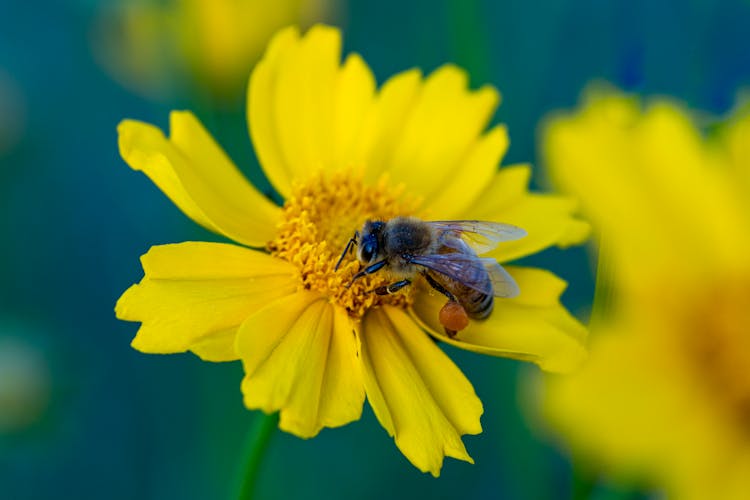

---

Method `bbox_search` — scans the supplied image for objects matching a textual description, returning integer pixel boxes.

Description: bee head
[357,220,384,264]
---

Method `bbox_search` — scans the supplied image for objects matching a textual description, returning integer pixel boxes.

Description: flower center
[267,172,421,320]
[682,279,750,437]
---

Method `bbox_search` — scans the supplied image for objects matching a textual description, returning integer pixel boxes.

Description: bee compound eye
[360,243,374,262]
[358,237,380,263]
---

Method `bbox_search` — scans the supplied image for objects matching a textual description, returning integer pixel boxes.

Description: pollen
[267,172,421,319]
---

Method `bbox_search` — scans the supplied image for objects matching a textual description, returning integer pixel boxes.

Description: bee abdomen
[463,291,494,320]
[426,270,495,320]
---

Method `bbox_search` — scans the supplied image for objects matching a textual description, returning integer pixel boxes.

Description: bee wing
[410,253,520,298]
[428,220,527,255]
[481,258,520,298]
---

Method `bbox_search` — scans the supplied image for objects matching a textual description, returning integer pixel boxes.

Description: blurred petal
[238,294,365,438]
[411,267,587,373]
[468,165,590,262]
[543,90,749,275]
[543,326,709,489]
[541,90,750,500]
[722,108,750,193]
[116,243,297,358]
[177,0,327,95]
[547,319,750,500]
[360,307,482,476]
[118,111,280,247]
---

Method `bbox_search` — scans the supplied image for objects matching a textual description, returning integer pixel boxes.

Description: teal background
[1,0,749,498]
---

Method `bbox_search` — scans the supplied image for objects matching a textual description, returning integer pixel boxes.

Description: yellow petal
[359,306,483,476]
[272,25,340,181]
[468,167,590,262]
[424,125,510,218]
[118,111,280,247]
[330,53,377,171]
[249,26,501,212]
[504,266,570,307]
[247,26,300,197]
[464,164,531,215]
[189,327,238,362]
[115,242,297,357]
[411,267,587,373]
[317,305,366,430]
[380,65,500,210]
[237,293,365,438]
[251,25,373,197]
[356,68,423,185]
[492,194,590,262]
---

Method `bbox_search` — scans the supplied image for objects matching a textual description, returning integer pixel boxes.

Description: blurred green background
[1,0,749,498]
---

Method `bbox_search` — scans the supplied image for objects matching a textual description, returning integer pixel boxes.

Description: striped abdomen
[426,269,494,320]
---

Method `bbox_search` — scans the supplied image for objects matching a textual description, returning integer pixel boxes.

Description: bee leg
[444,327,458,338]
[334,231,360,271]
[346,259,388,287]
[372,279,411,295]
[423,273,457,302]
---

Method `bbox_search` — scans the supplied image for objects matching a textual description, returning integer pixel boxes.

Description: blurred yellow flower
[115,25,588,476]
[542,88,750,499]
[94,0,333,100]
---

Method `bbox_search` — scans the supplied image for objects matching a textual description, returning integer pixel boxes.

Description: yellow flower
[94,0,332,100]
[115,25,589,476]
[541,87,750,499]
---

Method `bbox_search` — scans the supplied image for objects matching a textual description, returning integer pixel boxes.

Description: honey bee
[335,217,526,334]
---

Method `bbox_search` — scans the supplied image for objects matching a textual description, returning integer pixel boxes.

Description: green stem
[571,458,597,500]
[590,234,614,326]
[568,237,612,500]
[235,412,279,500]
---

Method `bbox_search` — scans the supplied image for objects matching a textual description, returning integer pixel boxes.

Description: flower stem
[571,458,597,500]
[235,411,279,500]
[590,234,614,325]
[568,237,612,500]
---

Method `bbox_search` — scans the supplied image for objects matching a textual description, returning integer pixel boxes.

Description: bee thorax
[383,217,438,256]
